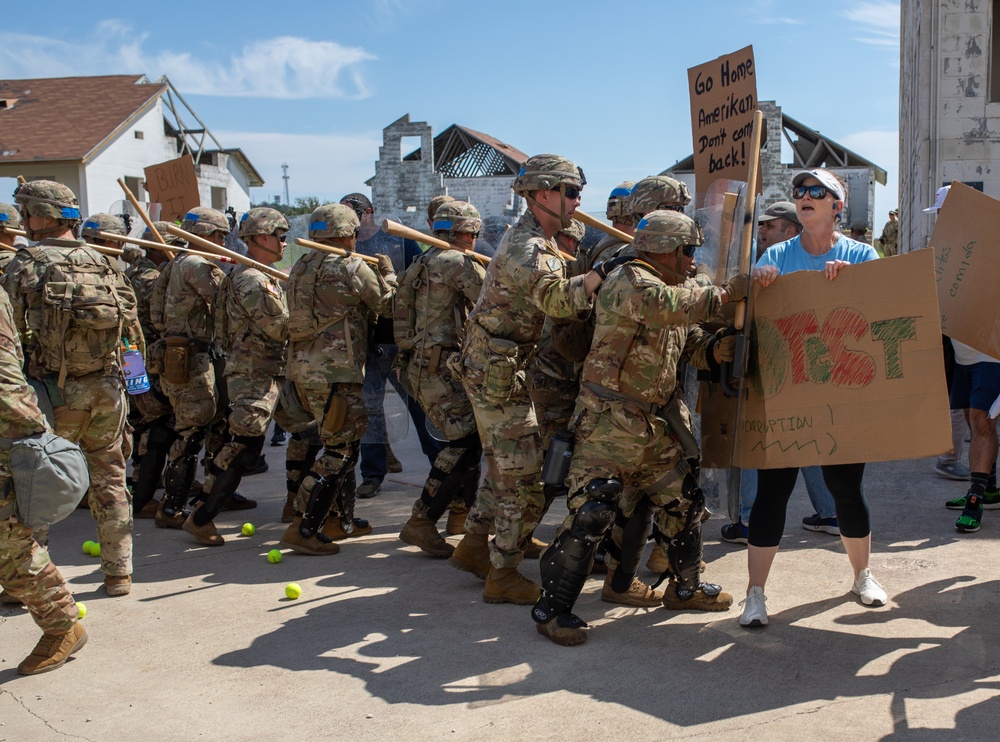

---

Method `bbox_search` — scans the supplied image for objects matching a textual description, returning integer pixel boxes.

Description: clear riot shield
[690,179,755,519]
[223,207,249,260]
[106,199,162,239]
[356,211,405,272]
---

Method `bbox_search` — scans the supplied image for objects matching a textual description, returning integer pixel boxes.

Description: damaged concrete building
[367,114,528,232]
[901,1,1000,252]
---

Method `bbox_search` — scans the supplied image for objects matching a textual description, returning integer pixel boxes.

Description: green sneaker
[947,488,1000,510]
[956,494,984,533]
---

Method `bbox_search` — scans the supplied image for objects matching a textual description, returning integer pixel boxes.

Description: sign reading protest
[929,181,1000,358]
[687,45,758,201]
[143,156,200,222]
[734,249,951,469]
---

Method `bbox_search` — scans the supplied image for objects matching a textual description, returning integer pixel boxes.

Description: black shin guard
[163,430,206,515]
[666,482,707,593]
[533,479,622,623]
[611,496,653,593]
[132,419,177,513]
[424,437,481,522]
[203,435,265,518]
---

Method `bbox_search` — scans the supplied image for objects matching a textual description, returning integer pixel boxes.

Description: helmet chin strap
[527,190,574,232]
[643,252,690,284]
[24,223,70,241]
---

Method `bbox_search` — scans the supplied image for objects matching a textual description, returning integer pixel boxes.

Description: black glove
[593,254,638,280]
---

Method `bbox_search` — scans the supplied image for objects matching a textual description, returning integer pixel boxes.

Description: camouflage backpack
[147,259,175,334]
[285,251,350,344]
[34,247,136,386]
[392,255,429,354]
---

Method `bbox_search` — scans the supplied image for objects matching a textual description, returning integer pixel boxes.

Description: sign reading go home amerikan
[736,249,951,469]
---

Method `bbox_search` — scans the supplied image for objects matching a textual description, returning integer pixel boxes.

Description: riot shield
[476,216,511,258]
[356,212,405,271]
[106,199,162,239]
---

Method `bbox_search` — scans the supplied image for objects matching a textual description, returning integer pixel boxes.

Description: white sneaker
[739,585,767,627]
[852,568,887,607]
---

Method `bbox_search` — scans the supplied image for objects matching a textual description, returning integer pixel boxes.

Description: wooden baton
[294,237,381,265]
[165,224,288,282]
[380,219,491,265]
[572,209,634,244]
[97,231,240,266]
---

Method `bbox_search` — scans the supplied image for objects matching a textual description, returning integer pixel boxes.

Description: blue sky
[1,0,901,224]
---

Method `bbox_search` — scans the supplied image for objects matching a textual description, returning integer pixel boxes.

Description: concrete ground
[2,422,999,741]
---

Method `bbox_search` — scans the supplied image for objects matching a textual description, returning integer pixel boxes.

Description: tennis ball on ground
[285,583,301,599]
[241,522,255,537]
[82,540,95,555]
[76,602,87,619]
[267,549,282,564]
[88,542,101,557]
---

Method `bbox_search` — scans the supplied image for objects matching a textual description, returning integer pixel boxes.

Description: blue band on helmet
[610,186,632,197]
[240,212,249,223]
[518,165,526,176]
[61,207,80,219]
[83,220,99,230]
[309,221,327,231]
[636,217,649,231]
[0,214,8,222]
[183,211,200,222]
[432,220,454,231]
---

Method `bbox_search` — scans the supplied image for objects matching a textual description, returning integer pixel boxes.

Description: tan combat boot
[104,575,132,597]
[445,502,469,535]
[646,546,669,574]
[281,493,298,524]
[154,501,186,530]
[18,623,88,675]
[601,570,664,607]
[447,532,491,580]
[399,501,454,558]
[135,498,160,519]
[536,616,588,646]
[183,513,225,546]
[523,536,548,560]
[483,567,540,605]
[661,580,733,612]
[280,519,341,555]
[322,517,373,541]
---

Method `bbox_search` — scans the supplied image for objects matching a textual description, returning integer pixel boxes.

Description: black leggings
[748,463,870,547]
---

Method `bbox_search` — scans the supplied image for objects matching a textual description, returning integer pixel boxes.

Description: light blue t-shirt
[755,233,879,275]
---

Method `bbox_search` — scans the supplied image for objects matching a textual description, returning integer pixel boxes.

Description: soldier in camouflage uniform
[532,210,747,646]
[121,223,177,519]
[878,209,899,257]
[0,287,88,674]
[0,203,21,273]
[151,207,236,529]
[580,180,636,272]
[453,154,616,605]
[5,180,141,597]
[281,203,396,555]
[182,207,292,545]
[395,201,487,558]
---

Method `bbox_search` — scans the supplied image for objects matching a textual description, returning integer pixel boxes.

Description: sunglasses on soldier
[681,244,698,258]
[550,185,582,200]
[792,185,829,200]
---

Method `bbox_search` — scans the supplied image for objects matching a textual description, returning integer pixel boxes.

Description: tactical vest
[286,251,357,368]
[33,247,136,387]
[147,259,174,335]
[392,255,429,352]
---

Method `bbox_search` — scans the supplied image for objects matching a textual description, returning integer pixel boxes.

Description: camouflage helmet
[432,201,482,235]
[81,212,126,239]
[632,210,703,254]
[239,207,290,239]
[142,220,181,246]
[121,244,145,265]
[627,175,692,219]
[13,180,81,221]
[308,203,359,240]
[513,154,586,197]
[0,202,21,229]
[558,218,586,244]
[426,194,456,222]
[181,206,230,237]
[606,181,636,222]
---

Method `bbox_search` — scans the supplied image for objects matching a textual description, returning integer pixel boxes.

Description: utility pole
[281,163,290,208]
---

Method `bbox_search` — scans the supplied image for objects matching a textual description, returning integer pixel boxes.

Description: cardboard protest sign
[143,156,200,222]
[687,46,758,203]
[734,249,951,468]
[929,181,1000,358]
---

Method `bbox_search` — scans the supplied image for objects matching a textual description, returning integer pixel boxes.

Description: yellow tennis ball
[88,542,101,557]
[285,583,301,599]
[76,602,87,619]
[241,523,255,537]
[82,541,95,555]
[267,549,282,564]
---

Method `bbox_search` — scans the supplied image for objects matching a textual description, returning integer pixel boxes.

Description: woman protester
[740,168,887,628]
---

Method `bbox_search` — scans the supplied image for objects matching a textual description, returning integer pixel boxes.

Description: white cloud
[217,130,382,205]
[842,1,900,48]
[0,24,375,100]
